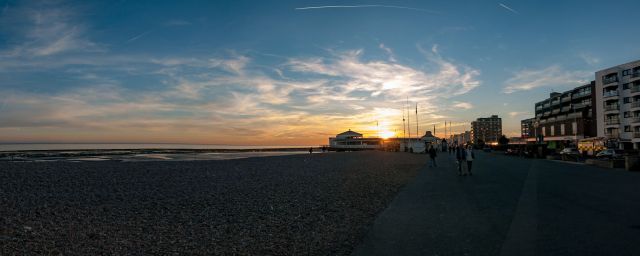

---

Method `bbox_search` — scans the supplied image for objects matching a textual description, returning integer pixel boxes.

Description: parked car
[505,148,520,155]
[595,149,624,159]
[559,148,581,156]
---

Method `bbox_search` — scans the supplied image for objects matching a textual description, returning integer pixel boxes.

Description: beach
[1,151,426,255]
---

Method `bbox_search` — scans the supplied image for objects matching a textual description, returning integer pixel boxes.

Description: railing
[604,105,620,111]
[556,115,567,121]
[561,106,571,112]
[542,104,550,108]
[572,103,585,109]
[573,91,591,98]
[603,90,619,98]
[605,131,619,138]
[631,102,640,109]
[561,97,571,102]
[631,117,640,123]
[632,72,640,78]
[543,111,551,116]
[605,119,620,125]
[535,106,543,110]
[551,100,560,105]
[552,109,560,114]
[603,76,618,84]
[631,86,640,93]
[635,132,640,138]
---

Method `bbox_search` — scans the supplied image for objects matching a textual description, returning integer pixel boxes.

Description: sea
[0,144,321,162]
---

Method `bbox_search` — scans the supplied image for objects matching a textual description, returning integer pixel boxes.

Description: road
[352,151,640,256]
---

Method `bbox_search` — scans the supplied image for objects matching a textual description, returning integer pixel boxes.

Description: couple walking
[455,145,475,176]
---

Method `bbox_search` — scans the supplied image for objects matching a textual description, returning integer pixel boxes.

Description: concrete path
[352,151,640,256]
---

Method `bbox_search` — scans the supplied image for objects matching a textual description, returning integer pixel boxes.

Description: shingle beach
[1,151,426,255]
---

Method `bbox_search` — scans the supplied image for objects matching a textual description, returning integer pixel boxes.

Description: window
[550,125,555,136]
[624,111,631,118]
[625,125,631,132]
[561,124,565,135]
[623,83,630,90]
[623,69,630,76]
[542,126,546,136]
[624,97,631,103]
[572,122,578,135]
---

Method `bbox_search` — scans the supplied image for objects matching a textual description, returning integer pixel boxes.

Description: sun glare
[379,130,395,139]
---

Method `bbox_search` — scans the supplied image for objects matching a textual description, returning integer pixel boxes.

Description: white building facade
[595,60,640,150]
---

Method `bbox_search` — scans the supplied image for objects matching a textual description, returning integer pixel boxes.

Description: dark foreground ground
[354,151,640,256]
[0,151,425,255]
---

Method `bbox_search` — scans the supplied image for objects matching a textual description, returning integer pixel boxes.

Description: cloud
[503,65,590,94]
[508,111,529,118]
[126,30,152,43]
[294,5,436,13]
[0,2,101,57]
[452,102,473,110]
[498,3,519,14]
[579,53,600,65]
[0,46,481,144]
[379,43,396,62]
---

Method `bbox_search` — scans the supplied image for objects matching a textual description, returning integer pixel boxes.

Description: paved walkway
[352,151,640,256]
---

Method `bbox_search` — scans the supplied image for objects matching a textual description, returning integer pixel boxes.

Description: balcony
[556,115,567,121]
[605,131,620,139]
[542,103,550,108]
[551,100,560,106]
[603,90,619,98]
[561,106,571,112]
[631,102,640,109]
[631,86,640,93]
[632,72,640,78]
[635,132,640,138]
[604,105,620,111]
[605,119,620,125]
[603,76,618,85]
[552,109,560,114]
[561,97,571,103]
[572,103,586,109]
[572,91,591,98]
[535,106,543,111]
[632,117,640,124]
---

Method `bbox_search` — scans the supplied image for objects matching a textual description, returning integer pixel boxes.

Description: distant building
[471,115,502,143]
[452,131,471,145]
[520,118,535,139]
[328,130,381,150]
[529,81,597,147]
[595,59,640,150]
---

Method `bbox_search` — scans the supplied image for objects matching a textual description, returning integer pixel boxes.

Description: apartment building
[595,59,640,150]
[471,115,502,144]
[521,118,535,139]
[528,82,597,146]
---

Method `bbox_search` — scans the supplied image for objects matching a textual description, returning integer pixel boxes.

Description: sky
[1,0,639,145]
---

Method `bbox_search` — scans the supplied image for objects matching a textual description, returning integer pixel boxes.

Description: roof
[337,130,362,136]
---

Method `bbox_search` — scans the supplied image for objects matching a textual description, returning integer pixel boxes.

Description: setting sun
[379,130,395,139]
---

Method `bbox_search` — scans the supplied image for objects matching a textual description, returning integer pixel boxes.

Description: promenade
[353,151,640,256]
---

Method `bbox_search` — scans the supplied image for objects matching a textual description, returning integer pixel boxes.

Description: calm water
[0,143,314,151]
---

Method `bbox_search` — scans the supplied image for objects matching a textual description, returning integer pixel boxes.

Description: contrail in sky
[295,5,435,13]
[498,3,519,14]
[126,30,152,43]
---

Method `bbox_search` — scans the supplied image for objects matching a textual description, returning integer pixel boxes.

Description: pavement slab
[353,151,640,256]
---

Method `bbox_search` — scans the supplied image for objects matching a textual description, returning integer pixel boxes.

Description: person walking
[464,145,475,176]
[455,145,464,176]
[428,145,438,167]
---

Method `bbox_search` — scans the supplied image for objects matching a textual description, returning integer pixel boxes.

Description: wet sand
[0,151,426,255]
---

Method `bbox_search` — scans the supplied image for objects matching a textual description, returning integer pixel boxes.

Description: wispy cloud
[452,102,473,110]
[0,2,101,57]
[378,43,396,62]
[503,65,590,94]
[295,5,436,13]
[579,53,600,65]
[498,3,519,14]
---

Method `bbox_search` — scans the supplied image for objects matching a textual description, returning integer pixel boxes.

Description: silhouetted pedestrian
[428,145,437,167]
[309,147,313,154]
[464,145,475,175]
[455,145,464,176]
